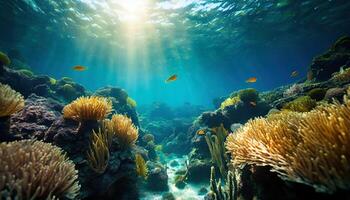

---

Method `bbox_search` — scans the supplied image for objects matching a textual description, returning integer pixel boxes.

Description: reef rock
[146,161,169,191]
[10,94,62,140]
[308,36,350,81]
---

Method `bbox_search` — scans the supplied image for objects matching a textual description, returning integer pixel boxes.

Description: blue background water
[1,0,350,107]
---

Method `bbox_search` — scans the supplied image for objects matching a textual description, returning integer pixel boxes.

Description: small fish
[250,101,257,107]
[165,74,177,83]
[196,129,205,135]
[291,70,299,77]
[72,65,87,71]
[246,77,257,83]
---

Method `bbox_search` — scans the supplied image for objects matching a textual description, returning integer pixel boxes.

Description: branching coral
[63,96,112,121]
[104,114,139,149]
[0,83,24,117]
[282,96,316,112]
[226,92,350,193]
[86,129,111,174]
[0,140,80,199]
[135,153,148,179]
[220,96,241,110]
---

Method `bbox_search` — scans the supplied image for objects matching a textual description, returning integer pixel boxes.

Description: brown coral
[63,96,112,121]
[226,93,350,193]
[0,83,24,117]
[104,114,138,149]
[0,140,80,199]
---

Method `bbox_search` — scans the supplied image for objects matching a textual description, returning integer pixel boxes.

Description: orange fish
[249,101,257,107]
[196,129,205,135]
[165,74,177,83]
[72,65,87,71]
[291,70,298,77]
[246,77,257,83]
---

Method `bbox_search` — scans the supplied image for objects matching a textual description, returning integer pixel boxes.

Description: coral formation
[0,51,10,66]
[142,133,155,143]
[205,125,228,177]
[207,166,237,200]
[226,92,350,193]
[135,153,148,179]
[87,129,110,174]
[104,114,139,149]
[0,140,80,199]
[238,88,259,103]
[0,82,24,117]
[282,96,316,112]
[220,96,241,110]
[63,96,112,121]
[332,67,350,83]
[283,84,303,97]
[307,88,327,101]
[127,96,137,108]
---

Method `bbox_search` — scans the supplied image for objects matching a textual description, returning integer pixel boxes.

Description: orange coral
[104,114,138,149]
[0,83,24,117]
[0,140,80,199]
[226,93,350,193]
[63,96,112,121]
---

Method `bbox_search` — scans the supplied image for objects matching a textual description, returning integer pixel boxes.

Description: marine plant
[205,124,229,177]
[0,83,24,117]
[0,140,80,199]
[127,96,137,108]
[220,96,241,110]
[49,77,57,85]
[87,129,110,174]
[0,51,10,66]
[63,96,112,121]
[207,166,237,200]
[18,69,34,77]
[226,92,350,193]
[238,88,259,103]
[282,96,316,112]
[104,114,139,149]
[135,153,148,179]
[307,88,327,101]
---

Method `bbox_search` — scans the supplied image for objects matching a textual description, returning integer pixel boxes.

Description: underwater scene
[1,0,350,199]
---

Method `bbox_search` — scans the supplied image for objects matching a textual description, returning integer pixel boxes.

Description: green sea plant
[282,96,316,112]
[307,88,327,101]
[49,77,57,85]
[205,124,228,177]
[220,96,241,110]
[18,69,34,77]
[127,96,137,107]
[238,88,259,103]
[208,166,237,200]
[0,51,10,66]
[0,140,80,199]
[226,90,350,193]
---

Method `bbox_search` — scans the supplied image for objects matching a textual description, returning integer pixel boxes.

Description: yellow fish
[196,129,205,135]
[290,70,298,77]
[165,74,177,83]
[246,77,257,83]
[72,65,87,71]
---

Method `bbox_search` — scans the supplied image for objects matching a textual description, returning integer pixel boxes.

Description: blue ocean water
[1,0,349,107]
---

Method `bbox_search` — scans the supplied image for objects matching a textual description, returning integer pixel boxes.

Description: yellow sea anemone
[226,92,350,193]
[87,129,110,174]
[0,140,80,199]
[0,51,10,66]
[0,83,24,117]
[220,96,241,110]
[135,153,148,179]
[127,97,137,108]
[104,114,138,149]
[63,96,112,121]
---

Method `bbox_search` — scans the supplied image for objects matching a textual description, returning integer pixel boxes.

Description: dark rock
[146,161,169,191]
[162,192,176,200]
[187,158,211,183]
[174,175,186,189]
[170,160,179,167]
[32,84,50,96]
[10,94,62,140]
[308,36,350,82]
[325,87,346,102]
[198,187,208,195]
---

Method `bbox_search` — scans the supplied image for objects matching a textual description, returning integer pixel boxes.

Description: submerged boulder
[146,161,169,191]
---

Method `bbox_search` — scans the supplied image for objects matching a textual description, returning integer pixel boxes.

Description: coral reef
[238,88,259,103]
[206,166,237,200]
[0,140,80,199]
[220,96,241,110]
[127,96,137,108]
[282,96,316,112]
[63,96,112,121]
[283,84,303,97]
[146,161,169,191]
[308,36,350,81]
[307,88,327,101]
[104,114,139,149]
[226,93,350,193]
[135,153,148,179]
